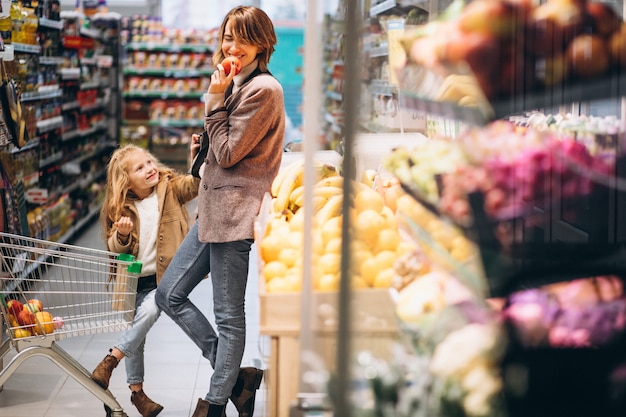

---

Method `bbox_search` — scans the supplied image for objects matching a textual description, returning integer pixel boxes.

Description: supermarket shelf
[123,67,214,77]
[147,119,204,128]
[21,88,63,102]
[13,42,41,54]
[39,56,65,65]
[400,68,626,125]
[0,203,101,294]
[123,91,204,99]
[125,42,215,53]
[36,116,64,134]
[38,17,64,30]
[61,122,107,142]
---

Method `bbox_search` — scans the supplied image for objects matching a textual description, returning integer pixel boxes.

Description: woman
[92,143,200,417]
[155,6,285,417]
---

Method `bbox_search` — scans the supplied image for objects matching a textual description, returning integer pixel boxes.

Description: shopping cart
[0,231,141,417]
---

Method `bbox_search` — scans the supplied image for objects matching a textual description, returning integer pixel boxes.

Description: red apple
[441,29,502,99]
[221,57,241,76]
[27,299,43,313]
[530,0,584,56]
[16,309,35,327]
[567,33,610,79]
[6,299,23,315]
[585,1,621,38]
[610,23,626,68]
[458,0,521,39]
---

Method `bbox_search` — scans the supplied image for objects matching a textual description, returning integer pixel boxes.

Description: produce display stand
[258,288,399,417]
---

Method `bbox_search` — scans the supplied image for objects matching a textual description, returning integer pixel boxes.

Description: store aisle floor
[0,214,270,417]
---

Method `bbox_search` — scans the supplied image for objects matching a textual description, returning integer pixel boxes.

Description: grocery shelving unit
[120,34,216,172]
[286,0,626,416]
[0,11,121,255]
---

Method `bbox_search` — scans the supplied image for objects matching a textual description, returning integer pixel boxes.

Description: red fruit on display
[610,23,626,69]
[458,0,520,39]
[221,56,241,76]
[530,0,584,56]
[441,29,502,99]
[585,1,621,38]
[567,34,610,79]
[6,299,23,315]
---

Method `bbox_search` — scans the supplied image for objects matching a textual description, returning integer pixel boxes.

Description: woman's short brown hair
[212,6,277,72]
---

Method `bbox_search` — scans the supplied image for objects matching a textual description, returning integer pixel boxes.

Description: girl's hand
[208,63,236,94]
[191,133,201,158]
[113,216,133,237]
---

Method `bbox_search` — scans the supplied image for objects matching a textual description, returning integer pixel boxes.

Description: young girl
[155,6,285,417]
[91,143,200,417]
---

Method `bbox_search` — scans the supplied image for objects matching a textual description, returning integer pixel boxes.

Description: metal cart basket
[0,231,141,417]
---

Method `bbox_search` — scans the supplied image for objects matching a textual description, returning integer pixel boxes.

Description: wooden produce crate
[259,287,400,417]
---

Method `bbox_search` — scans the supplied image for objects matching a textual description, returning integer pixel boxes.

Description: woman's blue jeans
[115,287,161,385]
[155,221,252,405]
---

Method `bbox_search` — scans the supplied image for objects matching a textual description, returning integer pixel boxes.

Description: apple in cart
[27,299,43,313]
[53,316,64,330]
[24,299,43,313]
[6,299,23,315]
[16,308,35,327]
[6,313,18,327]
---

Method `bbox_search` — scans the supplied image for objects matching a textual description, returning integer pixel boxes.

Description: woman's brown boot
[91,349,119,389]
[229,367,264,417]
[131,389,164,417]
[191,398,226,417]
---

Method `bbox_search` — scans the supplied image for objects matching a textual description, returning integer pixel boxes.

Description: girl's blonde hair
[100,144,173,240]
[212,6,277,72]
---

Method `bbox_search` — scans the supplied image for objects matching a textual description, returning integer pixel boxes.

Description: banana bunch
[434,74,488,108]
[270,159,339,214]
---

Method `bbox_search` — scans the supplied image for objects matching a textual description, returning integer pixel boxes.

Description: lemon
[375,228,401,253]
[260,234,283,263]
[267,277,298,293]
[319,252,341,275]
[373,267,395,288]
[354,187,385,214]
[380,205,398,229]
[289,209,305,232]
[350,239,369,253]
[354,209,385,244]
[360,257,384,286]
[325,236,343,254]
[317,273,340,291]
[283,274,302,292]
[262,260,287,282]
[278,247,299,268]
[287,231,303,249]
[352,249,373,270]
[321,215,342,243]
[351,275,369,289]
[376,250,397,269]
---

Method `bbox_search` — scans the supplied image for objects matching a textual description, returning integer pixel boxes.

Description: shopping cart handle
[115,253,143,274]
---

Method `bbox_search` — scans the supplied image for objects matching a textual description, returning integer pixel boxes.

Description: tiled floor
[0,213,270,417]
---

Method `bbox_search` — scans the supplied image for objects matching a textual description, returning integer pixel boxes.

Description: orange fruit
[33,311,55,335]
